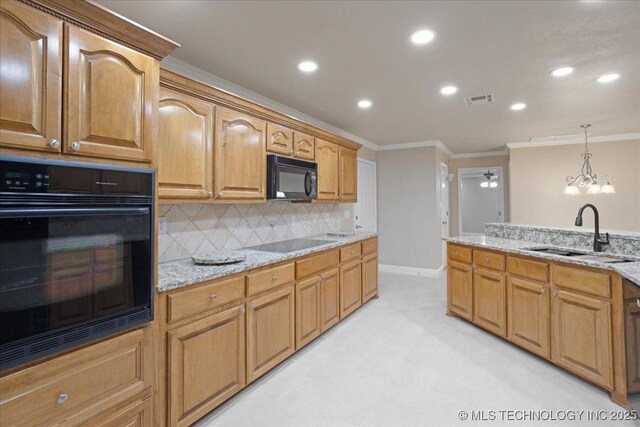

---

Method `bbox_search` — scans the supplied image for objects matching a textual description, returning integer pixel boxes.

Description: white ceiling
[98,0,640,153]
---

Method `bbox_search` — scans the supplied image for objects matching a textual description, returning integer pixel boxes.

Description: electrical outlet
[158,217,168,234]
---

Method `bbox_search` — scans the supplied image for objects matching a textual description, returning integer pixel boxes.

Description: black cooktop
[246,238,333,253]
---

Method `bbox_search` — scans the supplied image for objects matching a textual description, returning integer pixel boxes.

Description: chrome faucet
[574,203,610,252]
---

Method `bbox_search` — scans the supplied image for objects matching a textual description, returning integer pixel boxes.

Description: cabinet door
[473,267,506,337]
[625,299,640,393]
[447,260,473,320]
[340,259,362,318]
[551,290,613,389]
[247,285,295,383]
[320,267,340,333]
[362,253,378,304]
[296,275,321,349]
[507,277,550,358]
[316,139,339,201]
[339,147,357,202]
[65,25,156,162]
[266,122,293,156]
[158,87,213,199]
[168,306,246,427]
[214,107,266,200]
[0,1,62,152]
[293,131,315,161]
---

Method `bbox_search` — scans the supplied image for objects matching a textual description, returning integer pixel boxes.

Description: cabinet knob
[71,142,81,151]
[251,303,256,310]
[240,306,246,314]
[271,275,278,281]
[540,288,546,294]
[217,192,223,197]
[319,275,324,280]
[485,257,490,263]
[637,299,640,308]
[57,393,68,404]
[209,294,217,301]
[49,138,60,148]
[455,251,460,256]
[552,291,558,297]
[207,191,213,197]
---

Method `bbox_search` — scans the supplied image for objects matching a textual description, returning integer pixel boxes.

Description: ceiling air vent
[464,94,494,106]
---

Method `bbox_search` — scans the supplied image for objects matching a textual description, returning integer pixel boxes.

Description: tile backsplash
[158,203,353,263]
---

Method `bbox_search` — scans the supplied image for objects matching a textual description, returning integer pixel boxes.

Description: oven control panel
[2,168,50,192]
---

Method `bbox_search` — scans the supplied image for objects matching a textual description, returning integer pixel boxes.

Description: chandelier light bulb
[564,184,580,195]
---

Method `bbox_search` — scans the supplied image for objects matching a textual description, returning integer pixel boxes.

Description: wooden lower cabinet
[167,305,246,427]
[0,327,152,427]
[296,276,321,349]
[551,289,613,389]
[246,285,295,383]
[625,298,640,393]
[320,268,340,332]
[473,267,506,337]
[83,392,153,427]
[447,260,473,320]
[507,277,550,358]
[340,259,362,318]
[362,253,378,303]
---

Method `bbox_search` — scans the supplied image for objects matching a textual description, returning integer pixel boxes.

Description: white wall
[510,139,640,231]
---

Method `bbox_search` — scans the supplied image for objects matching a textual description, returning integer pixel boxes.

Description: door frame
[355,158,377,232]
[457,166,504,236]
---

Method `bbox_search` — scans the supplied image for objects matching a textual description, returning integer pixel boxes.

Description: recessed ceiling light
[297,61,318,73]
[510,103,527,111]
[550,66,575,77]
[410,29,435,45]
[357,99,372,109]
[597,73,620,83]
[440,86,458,95]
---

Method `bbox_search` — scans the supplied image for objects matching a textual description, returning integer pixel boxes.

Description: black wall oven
[0,156,154,370]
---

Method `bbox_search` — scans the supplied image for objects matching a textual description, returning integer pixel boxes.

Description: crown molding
[376,140,446,152]
[506,132,640,149]
[449,149,509,159]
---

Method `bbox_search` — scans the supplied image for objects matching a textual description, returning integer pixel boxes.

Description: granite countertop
[445,235,640,288]
[158,232,378,292]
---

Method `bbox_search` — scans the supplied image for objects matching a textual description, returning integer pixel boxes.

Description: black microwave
[267,155,317,201]
[0,156,154,370]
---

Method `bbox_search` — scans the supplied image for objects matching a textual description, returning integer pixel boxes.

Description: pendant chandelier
[564,124,615,195]
[480,170,498,188]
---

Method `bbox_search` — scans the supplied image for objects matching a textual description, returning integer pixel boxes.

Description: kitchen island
[445,224,639,409]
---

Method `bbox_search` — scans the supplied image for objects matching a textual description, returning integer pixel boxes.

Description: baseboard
[379,264,443,278]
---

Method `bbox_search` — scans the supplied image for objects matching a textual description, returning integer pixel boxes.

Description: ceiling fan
[480,170,498,188]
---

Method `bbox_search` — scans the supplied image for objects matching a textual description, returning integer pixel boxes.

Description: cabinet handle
[240,306,246,314]
[207,191,213,197]
[209,294,217,301]
[552,291,558,297]
[272,275,278,281]
[57,393,68,404]
[49,138,60,148]
[217,192,223,197]
[70,142,81,151]
[319,275,324,280]
[251,303,256,310]
[540,288,546,294]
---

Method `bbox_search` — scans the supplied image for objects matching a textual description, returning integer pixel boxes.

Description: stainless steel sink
[525,247,636,263]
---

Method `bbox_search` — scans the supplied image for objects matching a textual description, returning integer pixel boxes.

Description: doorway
[458,167,504,236]
[440,162,450,269]
[355,158,377,232]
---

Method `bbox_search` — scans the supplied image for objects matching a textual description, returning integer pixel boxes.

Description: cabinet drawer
[247,263,295,296]
[361,238,378,255]
[448,244,472,264]
[474,249,505,271]
[0,329,148,427]
[507,256,549,282]
[167,276,245,323]
[296,250,340,278]
[340,243,361,262]
[553,265,611,299]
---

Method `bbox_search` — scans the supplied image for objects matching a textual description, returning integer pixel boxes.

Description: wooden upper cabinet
[266,122,293,156]
[214,107,266,200]
[293,131,315,161]
[0,1,62,153]
[158,87,213,199]
[64,25,157,162]
[339,147,357,202]
[316,139,339,201]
